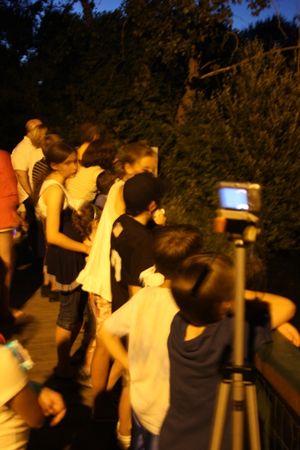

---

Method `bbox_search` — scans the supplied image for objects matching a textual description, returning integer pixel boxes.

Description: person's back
[159,254,297,450]
[11,120,46,202]
[110,213,154,311]
[105,285,177,433]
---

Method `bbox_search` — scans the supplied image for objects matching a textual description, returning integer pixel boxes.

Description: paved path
[8,262,120,450]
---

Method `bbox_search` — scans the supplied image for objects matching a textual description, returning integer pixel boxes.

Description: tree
[0,0,45,148]
[162,41,300,252]
[120,0,271,125]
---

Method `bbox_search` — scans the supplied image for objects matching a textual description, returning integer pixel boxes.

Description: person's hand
[38,387,66,426]
[152,208,166,226]
[83,243,91,255]
[277,322,300,347]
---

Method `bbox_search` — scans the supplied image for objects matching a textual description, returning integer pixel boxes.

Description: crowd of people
[0,118,299,450]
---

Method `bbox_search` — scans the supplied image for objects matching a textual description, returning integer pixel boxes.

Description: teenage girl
[36,141,90,378]
[77,142,157,446]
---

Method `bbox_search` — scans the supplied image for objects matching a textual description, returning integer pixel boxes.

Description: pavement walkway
[7,259,120,450]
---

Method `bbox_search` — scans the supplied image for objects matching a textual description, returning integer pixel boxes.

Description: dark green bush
[162,42,300,253]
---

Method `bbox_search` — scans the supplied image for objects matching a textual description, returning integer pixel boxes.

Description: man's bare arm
[15,170,32,197]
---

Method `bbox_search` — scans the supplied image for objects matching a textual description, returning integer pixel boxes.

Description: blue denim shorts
[56,288,88,331]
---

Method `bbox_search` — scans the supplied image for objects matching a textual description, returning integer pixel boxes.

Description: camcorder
[215,182,261,241]
[218,182,261,213]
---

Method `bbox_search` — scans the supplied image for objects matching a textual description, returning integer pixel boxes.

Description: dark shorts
[130,411,159,450]
[56,288,88,331]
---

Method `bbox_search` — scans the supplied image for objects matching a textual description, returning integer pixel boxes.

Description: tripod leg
[209,381,231,450]
[232,374,245,450]
[245,383,261,450]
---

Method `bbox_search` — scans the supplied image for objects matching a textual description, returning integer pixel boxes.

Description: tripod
[209,229,261,450]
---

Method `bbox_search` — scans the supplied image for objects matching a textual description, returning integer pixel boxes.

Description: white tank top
[36,179,80,218]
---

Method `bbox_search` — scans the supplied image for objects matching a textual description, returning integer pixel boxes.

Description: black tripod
[209,224,261,450]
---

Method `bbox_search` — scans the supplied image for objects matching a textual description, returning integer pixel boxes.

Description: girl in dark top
[36,142,90,378]
[159,253,296,450]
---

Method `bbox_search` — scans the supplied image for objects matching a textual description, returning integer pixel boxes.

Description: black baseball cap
[123,172,164,216]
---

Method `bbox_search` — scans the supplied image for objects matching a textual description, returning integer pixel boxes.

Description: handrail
[255,330,300,416]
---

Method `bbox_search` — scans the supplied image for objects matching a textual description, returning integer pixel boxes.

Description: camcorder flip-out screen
[218,182,261,214]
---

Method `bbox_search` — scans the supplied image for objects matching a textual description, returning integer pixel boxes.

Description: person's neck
[161,279,171,288]
[48,171,65,185]
[185,324,206,341]
[129,211,150,226]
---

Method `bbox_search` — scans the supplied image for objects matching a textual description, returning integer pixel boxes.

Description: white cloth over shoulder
[76,179,125,299]
[0,346,29,450]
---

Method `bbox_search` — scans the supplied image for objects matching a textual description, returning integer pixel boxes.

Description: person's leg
[107,359,124,390]
[117,383,132,449]
[23,197,38,260]
[76,296,97,372]
[55,325,74,377]
[0,230,14,319]
[55,288,87,377]
[91,335,111,395]
[129,410,159,450]
[128,411,143,450]
[90,294,113,393]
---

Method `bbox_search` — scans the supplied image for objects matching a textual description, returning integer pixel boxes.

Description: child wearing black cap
[110,172,165,312]
[109,172,166,447]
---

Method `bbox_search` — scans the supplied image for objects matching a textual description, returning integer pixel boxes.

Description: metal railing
[255,331,300,450]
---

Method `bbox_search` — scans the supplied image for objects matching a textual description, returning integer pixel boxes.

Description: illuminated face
[126,155,157,178]
[55,152,78,179]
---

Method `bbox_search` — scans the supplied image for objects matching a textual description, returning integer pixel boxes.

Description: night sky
[77,0,299,29]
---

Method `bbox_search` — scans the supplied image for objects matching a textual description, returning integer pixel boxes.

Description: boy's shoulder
[111,214,153,251]
[113,214,151,233]
[132,286,176,311]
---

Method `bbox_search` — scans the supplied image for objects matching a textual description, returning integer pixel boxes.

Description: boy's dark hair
[153,224,203,279]
[96,170,118,195]
[81,139,117,170]
[72,202,101,239]
[123,172,164,216]
[171,253,235,326]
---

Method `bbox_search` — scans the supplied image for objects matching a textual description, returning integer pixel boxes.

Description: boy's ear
[220,300,232,316]
[148,200,157,213]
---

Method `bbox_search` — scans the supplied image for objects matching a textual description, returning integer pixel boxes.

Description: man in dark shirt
[110,172,165,312]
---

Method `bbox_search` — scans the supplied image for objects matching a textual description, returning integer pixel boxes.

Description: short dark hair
[81,139,117,169]
[79,122,102,143]
[171,253,235,326]
[72,202,101,239]
[123,172,164,216]
[96,170,118,195]
[154,225,203,279]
